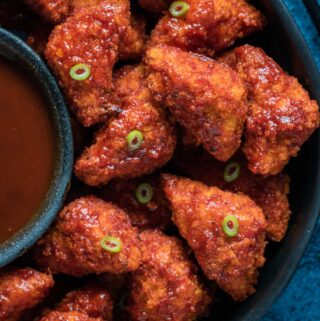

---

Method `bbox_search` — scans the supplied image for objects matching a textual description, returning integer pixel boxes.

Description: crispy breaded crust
[163,174,267,301]
[34,196,142,276]
[40,311,102,321]
[175,149,291,242]
[0,268,54,321]
[127,230,211,321]
[150,0,266,56]
[24,0,69,23]
[45,0,130,126]
[219,45,320,175]
[145,45,247,161]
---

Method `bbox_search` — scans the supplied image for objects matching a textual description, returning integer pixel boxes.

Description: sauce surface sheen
[0,56,56,243]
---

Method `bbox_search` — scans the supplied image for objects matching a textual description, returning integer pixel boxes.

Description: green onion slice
[127,130,143,150]
[100,236,122,253]
[169,1,189,18]
[223,161,240,182]
[136,183,154,204]
[69,63,91,81]
[222,215,239,237]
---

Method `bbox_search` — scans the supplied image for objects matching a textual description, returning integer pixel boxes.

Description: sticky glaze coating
[75,65,176,186]
[23,0,69,23]
[34,196,142,276]
[163,174,267,301]
[219,45,320,175]
[40,311,102,321]
[0,268,54,321]
[100,174,172,230]
[149,0,265,56]
[127,230,211,321]
[45,0,130,126]
[145,44,247,161]
[175,149,291,242]
[55,284,113,320]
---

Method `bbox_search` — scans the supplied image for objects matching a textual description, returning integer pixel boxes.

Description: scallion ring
[100,236,122,253]
[127,130,143,150]
[223,161,240,182]
[136,183,154,204]
[169,1,189,18]
[222,215,239,237]
[69,63,91,81]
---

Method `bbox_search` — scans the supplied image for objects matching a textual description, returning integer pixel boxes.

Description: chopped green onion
[69,63,91,81]
[222,215,239,237]
[100,236,122,253]
[127,130,143,150]
[223,162,240,182]
[169,1,189,18]
[136,183,154,204]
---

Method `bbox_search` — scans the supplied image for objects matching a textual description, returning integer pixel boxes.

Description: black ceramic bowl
[0,28,73,267]
[203,1,320,320]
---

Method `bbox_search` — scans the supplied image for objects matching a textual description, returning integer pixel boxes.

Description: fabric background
[262,1,320,320]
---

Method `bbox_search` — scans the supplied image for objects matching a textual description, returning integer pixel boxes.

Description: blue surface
[262,1,320,320]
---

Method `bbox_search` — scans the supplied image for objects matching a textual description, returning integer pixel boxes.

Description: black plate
[203,1,320,320]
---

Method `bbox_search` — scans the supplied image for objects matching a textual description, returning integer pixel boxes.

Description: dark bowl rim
[0,28,74,267]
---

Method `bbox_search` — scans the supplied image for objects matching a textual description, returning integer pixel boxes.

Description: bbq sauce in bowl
[0,56,56,243]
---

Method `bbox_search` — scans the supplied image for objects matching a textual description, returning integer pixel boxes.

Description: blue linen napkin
[262,1,320,320]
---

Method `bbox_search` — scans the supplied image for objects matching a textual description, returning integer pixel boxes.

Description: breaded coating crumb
[100,175,172,230]
[145,45,247,161]
[127,230,211,321]
[40,311,102,321]
[0,268,54,321]
[176,149,291,242]
[45,0,130,126]
[75,65,176,186]
[163,174,267,301]
[150,0,266,56]
[219,45,320,175]
[34,196,142,276]
[23,0,69,23]
[55,284,113,320]
[138,0,171,13]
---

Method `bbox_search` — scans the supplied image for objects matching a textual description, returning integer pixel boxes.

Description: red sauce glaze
[0,56,56,243]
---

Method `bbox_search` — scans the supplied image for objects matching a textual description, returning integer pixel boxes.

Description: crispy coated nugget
[149,0,265,56]
[145,45,247,161]
[0,268,54,321]
[55,284,113,320]
[138,0,171,12]
[127,230,211,321]
[23,0,69,23]
[75,65,176,186]
[100,175,172,230]
[40,311,102,321]
[175,149,291,241]
[219,45,320,175]
[45,0,130,126]
[34,196,141,276]
[163,174,267,301]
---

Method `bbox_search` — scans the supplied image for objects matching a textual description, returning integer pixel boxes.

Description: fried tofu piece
[45,0,130,126]
[34,196,142,276]
[219,45,320,175]
[163,174,267,301]
[176,149,291,241]
[150,0,265,56]
[100,174,172,230]
[23,0,69,23]
[145,45,247,161]
[0,268,54,321]
[138,0,171,13]
[75,65,176,186]
[40,311,102,321]
[127,230,211,321]
[55,284,113,320]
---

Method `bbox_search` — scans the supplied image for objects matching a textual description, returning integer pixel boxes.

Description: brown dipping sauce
[0,56,56,243]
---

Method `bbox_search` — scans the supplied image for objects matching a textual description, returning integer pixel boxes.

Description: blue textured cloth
[262,1,320,320]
